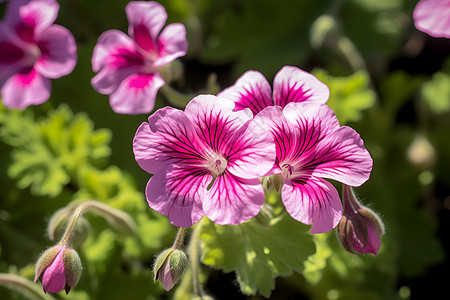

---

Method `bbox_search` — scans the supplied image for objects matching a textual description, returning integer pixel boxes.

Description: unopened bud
[338,185,384,255]
[34,245,82,294]
[153,248,188,291]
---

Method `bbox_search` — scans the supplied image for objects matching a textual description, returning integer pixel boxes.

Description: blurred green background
[0,0,449,299]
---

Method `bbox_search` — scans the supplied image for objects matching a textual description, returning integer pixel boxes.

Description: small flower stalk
[338,184,384,255]
[34,245,82,294]
[153,228,188,291]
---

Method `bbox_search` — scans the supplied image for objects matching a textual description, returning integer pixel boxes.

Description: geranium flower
[0,0,77,109]
[413,0,450,38]
[133,95,275,227]
[256,103,373,233]
[91,1,188,115]
[219,66,329,116]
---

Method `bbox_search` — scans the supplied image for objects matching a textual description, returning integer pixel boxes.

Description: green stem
[57,200,138,247]
[160,85,195,108]
[0,273,55,300]
[187,219,205,297]
[172,227,186,250]
[58,203,86,247]
[336,36,366,72]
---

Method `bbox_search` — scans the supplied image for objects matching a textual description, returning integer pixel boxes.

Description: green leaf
[200,214,315,297]
[0,105,111,196]
[313,69,376,124]
[421,71,450,113]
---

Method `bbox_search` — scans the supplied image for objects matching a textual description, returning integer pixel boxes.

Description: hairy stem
[173,227,186,250]
[188,219,205,297]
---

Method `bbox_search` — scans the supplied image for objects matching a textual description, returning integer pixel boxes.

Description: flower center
[207,154,228,177]
[25,44,41,66]
[281,163,295,180]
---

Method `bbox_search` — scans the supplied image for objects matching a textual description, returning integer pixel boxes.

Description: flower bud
[34,245,82,294]
[338,185,384,255]
[153,248,188,291]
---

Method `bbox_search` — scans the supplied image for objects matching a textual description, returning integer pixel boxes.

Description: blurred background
[0,0,449,299]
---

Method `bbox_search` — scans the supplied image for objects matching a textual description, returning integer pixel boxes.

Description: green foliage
[313,69,376,124]
[0,105,111,196]
[200,0,327,76]
[200,210,315,297]
[422,71,450,113]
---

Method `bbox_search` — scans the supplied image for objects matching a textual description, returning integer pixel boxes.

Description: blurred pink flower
[413,0,450,38]
[0,0,77,109]
[219,66,329,116]
[91,1,188,115]
[133,95,275,227]
[256,103,373,233]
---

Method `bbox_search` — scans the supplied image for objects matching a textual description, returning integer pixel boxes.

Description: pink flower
[413,0,450,38]
[256,103,373,233]
[91,1,188,115]
[338,184,384,255]
[219,66,329,116]
[133,95,276,227]
[0,0,77,109]
[34,245,82,294]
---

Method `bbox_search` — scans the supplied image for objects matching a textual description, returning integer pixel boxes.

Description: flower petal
[145,165,208,228]
[5,0,59,40]
[126,1,167,58]
[91,30,145,94]
[91,30,141,72]
[35,24,77,79]
[255,105,298,166]
[133,106,210,174]
[154,23,188,67]
[311,126,373,186]
[41,247,66,293]
[109,72,164,114]
[225,115,276,179]
[273,66,329,107]
[282,102,340,145]
[413,0,450,38]
[218,70,273,115]
[0,39,26,86]
[282,176,342,233]
[1,68,51,109]
[184,95,253,153]
[204,172,264,225]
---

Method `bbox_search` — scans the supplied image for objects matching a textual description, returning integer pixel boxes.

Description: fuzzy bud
[153,248,188,291]
[34,245,82,294]
[338,185,384,255]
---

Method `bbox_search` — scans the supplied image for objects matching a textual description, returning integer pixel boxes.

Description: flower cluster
[0,0,381,296]
[134,66,373,234]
